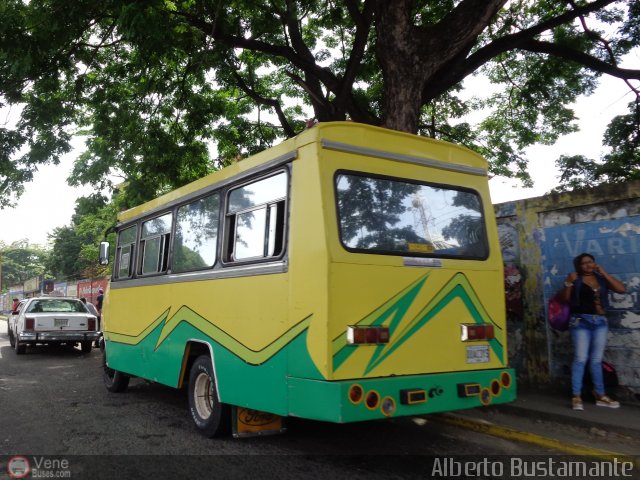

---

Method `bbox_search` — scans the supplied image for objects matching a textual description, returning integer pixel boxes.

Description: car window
[26,299,87,313]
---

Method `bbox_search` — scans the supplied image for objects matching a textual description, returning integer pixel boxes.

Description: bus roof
[116,122,487,223]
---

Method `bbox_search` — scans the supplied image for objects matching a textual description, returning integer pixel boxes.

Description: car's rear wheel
[80,341,92,354]
[15,339,26,355]
[103,352,130,393]
[188,355,230,437]
[8,329,15,348]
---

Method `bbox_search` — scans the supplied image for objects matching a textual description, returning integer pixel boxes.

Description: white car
[8,297,100,354]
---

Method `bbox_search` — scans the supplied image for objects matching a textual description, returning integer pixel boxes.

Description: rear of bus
[288,123,515,422]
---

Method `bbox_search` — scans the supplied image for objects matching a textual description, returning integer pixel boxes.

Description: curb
[492,403,640,440]
[432,413,639,467]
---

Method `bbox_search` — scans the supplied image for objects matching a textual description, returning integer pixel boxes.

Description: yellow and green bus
[99,122,515,437]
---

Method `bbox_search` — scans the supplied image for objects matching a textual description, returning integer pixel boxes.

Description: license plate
[54,318,68,327]
[466,345,490,364]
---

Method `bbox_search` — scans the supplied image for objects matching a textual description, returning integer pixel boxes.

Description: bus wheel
[188,355,230,437]
[103,353,130,393]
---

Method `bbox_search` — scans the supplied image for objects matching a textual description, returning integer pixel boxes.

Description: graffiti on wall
[543,216,640,395]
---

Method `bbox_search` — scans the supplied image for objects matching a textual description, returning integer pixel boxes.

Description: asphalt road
[0,318,605,479]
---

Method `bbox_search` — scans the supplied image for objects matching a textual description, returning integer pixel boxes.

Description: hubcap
[194,372,214,420]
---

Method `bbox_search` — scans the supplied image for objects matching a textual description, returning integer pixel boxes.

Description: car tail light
[460,323,495,341]
[347,326,390,345]
[88,318,96,331]
[25,318,35,331]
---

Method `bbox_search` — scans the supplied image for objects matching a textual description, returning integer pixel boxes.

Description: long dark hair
[573,252,595,274]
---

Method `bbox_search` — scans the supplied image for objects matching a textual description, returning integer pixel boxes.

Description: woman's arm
[560,271,578,303]
[595,264,626,293]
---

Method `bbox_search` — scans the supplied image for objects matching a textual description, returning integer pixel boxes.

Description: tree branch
[422,0,624,102]
[231,70,296,137]
[520,39,640,80]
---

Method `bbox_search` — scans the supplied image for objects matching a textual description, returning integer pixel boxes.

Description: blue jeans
[570,314,609,397]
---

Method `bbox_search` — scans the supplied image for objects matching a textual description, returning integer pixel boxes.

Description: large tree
[1,0,639,207]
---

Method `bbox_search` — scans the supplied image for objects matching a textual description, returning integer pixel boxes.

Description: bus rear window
[335,172,488,259]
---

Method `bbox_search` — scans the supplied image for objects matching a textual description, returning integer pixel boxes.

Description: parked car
[8,297,99,354]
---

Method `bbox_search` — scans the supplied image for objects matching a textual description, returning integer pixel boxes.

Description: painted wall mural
[542,217,640,397]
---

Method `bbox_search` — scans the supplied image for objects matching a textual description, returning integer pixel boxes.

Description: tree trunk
[374,0,508,134]
[375,0,424,133]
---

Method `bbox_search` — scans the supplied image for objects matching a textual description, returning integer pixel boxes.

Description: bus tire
[103,353,130,393]
[188,355,230,437]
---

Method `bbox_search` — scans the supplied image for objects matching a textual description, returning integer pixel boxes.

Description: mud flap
[231,406,287,438]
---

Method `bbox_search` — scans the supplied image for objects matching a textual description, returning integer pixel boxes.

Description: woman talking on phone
[561,253,626,411]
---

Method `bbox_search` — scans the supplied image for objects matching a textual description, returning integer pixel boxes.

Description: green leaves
[1,0,638,212]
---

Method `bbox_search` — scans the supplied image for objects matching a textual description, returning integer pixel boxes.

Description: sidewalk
[445,386,640,459]
[495,386,640,439]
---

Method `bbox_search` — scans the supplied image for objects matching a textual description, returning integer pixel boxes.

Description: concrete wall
[495,180,640,401]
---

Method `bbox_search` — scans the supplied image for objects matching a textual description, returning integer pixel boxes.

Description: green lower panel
[288,368,516,423]
[105,318,324,417]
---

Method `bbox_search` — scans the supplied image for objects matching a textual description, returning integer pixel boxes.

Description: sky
[0,60,637,247]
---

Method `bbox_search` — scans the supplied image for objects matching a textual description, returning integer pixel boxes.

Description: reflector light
[25,318,35,331]
[381,397,396,416]
[457,383,481,397]
[400,389,427,405]
[490,379,501,396]
[88,318,96,331]
[460,323,495,341]
[349,384,364,404]
[347,326,390,345]
[500,371,512,388]
[365,391,380,410]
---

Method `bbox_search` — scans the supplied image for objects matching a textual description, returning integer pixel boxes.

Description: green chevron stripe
[332,272,504,376]
[332,274,430,370]
[107,306,312,366]
[105,308,170,344]
[332,273,430,355]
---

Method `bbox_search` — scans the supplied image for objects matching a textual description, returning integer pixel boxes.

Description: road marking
[431,413,639,467]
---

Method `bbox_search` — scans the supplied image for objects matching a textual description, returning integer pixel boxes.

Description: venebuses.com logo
[6,456,30,479]
[5,456,71,479]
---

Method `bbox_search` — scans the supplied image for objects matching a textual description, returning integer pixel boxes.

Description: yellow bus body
[104,122,515,424]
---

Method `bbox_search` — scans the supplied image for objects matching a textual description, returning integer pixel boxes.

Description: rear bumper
[287,368,516,423]
[17,331,100,343]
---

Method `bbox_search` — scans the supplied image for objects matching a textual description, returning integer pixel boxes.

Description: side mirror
[99,241,110,266]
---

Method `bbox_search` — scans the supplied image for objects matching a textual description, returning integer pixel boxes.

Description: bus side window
[139,212,173,275]
[225,171,287,262]
[115,225,137,279]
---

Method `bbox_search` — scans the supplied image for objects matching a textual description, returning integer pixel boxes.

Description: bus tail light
[347,326,390,345]
[381,397,396,416]
[25,318,35,331]
[490,379,501,396]
[348,384,364,404]
[500,371,512,388]
[365,390,380,410]
[460,323,495,341]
